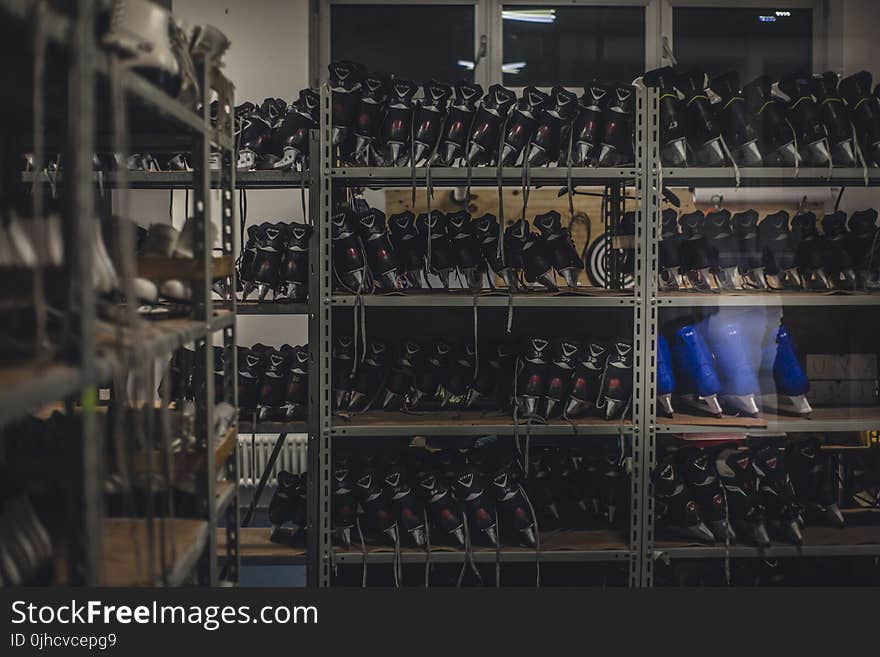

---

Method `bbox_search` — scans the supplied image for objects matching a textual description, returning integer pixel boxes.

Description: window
[502,6,646,87]
[673,7,812,81]
[331,4,475,83]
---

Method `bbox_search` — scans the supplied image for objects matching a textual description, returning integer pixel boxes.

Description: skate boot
[466,84,517,166]
[436,81,483,165]
[678,211,713,290]
[846,209,880,289]
[552,449,589,524]
[657,334,676,417]
[564,341,608,418]
[533,210,584,288]
[454,464,498,546]
[446,211,484,291]
[355,466,398,545]
[237,346,265,419]
[277,223,312,302]
[257,348,289,421]
[743,76,799,166]
[408,340,453,410]
[348,340,388,412]
[412,81,453,165]
[579,447,604,523]
[715,447,771,547]
[388,211,427,288]
[659,209,685,291]
[355,208,399,292]
[329,61,363,147]
[377,78,418,166]
[280,345,309,420]
[500,87,549,166]
[439,342,476,409]
[643,67,689,166]
[598,338,633,420]
[418,210,455,288]
[839,71,880,166]
[271,88,320,170]
[332,455,357,548]
[515,219,558,291]
[754,444,804,545]
[766,323,812,416]
[811,72,857,167]
[526,85,578,166]
[381,340,421,411]
[678,447,735,543]
[779,74,832,166]
[351,74,388,165]
[383,459,426,547]
[469,342,515,410]
[671,324,723,417]
[731,209,767,289]
[332,335,355,411]
[597,84,636,166]
[516,337,551,418]
[758,211,802,289]
[676,70,727,166]
[704,318,760,416]
[252,222,286,302]
[821,211,857,290]
[528,449,560,525]
[708,71,763,166]
[473,213,517,289]
[786,437,845,527]
[600,443,628,527]
[415,471,464,546]
[490,466,537,547]
[238,98,286,170]
[569,80,608,166]
[791,212,832,290]
[268,471,306,539]
[653,453,715,544]
[702,209,740,289]
[238,224,261,300]
[539,338,582,419]
[331,209,366,292]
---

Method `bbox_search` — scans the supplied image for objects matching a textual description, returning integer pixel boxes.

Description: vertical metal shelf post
[639,87,661,587]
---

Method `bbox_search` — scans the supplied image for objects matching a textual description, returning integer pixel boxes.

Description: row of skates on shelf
[332,336,633,421]
[645,67,880,168]
[660,207,880,292]
[268,441,629,553]
[657,317,812,418]
[654,437,877,547]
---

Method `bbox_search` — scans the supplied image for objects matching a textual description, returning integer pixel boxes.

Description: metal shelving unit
[0,0,238,586]
[641,87,880,586]
[308,75,649,587]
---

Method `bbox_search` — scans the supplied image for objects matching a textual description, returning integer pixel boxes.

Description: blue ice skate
[671,324,723,417]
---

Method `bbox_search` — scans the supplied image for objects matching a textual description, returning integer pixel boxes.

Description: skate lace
[357,516,368,587]
[718,135,741,188]
[518,482,541,588]
[424,508,431,588]
[852,123,869,187]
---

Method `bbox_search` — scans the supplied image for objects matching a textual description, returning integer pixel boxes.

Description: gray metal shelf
[331,166,638,187]
[660,167,880,187]
[240,421,309,434]
[237,301,310,315]
[656,291,880,307]
[0,363,84,426]
[23,170,305,189]
[331,292,635,308]
[655,406,880,435]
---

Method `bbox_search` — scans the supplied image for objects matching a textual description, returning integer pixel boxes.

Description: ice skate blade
[559,268,579,289]
[388,142,406,167]
[801,138,831,167]
[539,397,560,420]
[713,267,740,290]
[517,396,539,418]
[410,527,426,548]
[709,519,736,544]
[451,527,465,546]
[466,142,488,166]
[748,523,771,547]
[440,142,460,167]
[674,522,716,545]
[500,269,519,290]
[597,144,622,167]
[824,503,845,528]
[658,269,680,291]
[383,526,399,545]
[773,394,812,417]
[662,138,688,166]
[696,138,727,166]
[483,526,498,547]
[547,503,560,521]
[657,394,675,418]
[735,140,763,166]
[334,389,350,411]
[520,526,537,548]
[681,393,723,417]
[347,390,368,411]
[499,143,519,167]
[722,394,760,417]
[563,397,592,418]
[256,283,273,303]
[779,520,803,545]
[331,126,347,146]
[526,143,550,166]
[832,139,856,167]
[271,148,300,171]
[381,390,402,411]
[575,141,594,167]
[603,397,627,420]
[775,141,799,167]
[687,268,714,291]
[533,271,559,292]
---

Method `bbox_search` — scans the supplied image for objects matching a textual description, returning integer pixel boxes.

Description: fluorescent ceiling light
[502,9,556,24]
[457,60,475,70]
[502,62,526,74]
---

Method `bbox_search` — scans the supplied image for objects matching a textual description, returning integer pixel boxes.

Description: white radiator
[237,434,308,487]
